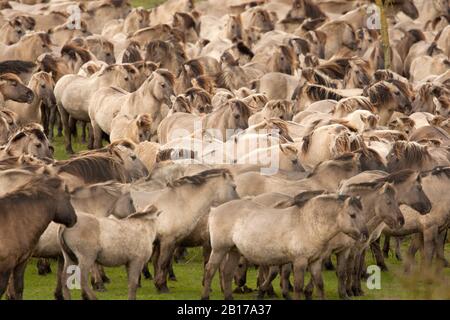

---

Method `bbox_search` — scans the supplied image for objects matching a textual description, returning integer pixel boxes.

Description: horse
[4,71,55,125]
[202,192,363,300]
[158,98,252,143]
[54,64,135,153]
[0,175,76,300]
[0,32,52,62]
[89,69,175,148]
[110,113,153,144]
[131,168,239,293]
[0,72,34,106]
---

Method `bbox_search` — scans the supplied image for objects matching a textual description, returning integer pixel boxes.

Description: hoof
[242,285,253,293]
[379,264,389,272]
[256,291,265,300]
[267,291,278,298]
[93,283,107,292]
[102,276,111,284]
[169,275,177,281]
[201,296,210,300]
[304,293,313,300]
[143,271,153,280]
[395,254,403,261]
[233,287,244,294]
[224,296,234,300]
[54,292,64,301]
[282,293,292,300]
[156,285,170,293]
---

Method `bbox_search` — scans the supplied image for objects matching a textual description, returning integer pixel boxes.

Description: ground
[24,0,450,301]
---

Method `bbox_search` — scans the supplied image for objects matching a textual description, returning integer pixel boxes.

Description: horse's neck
[359,191,384,233]
[299,202,343,243]
[170,184,217,213]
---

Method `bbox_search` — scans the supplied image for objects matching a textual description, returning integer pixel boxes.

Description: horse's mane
[363,81,394,105]
[185,87,211,104]
[334,96,375,113]
[0,60,36,76]
[122,43,142,63]
[54,154,128,183]
[306,153,357,178]
[61,44,92,64]
[422,166,450,179]
[316,58,349,79]
[0,72,23,83]
[305,84,345,101]
[136,113,152,130]
[71,180,125,198]
[292,190,325,208]
[155,68,175,86]
[391,141,431,163]
[127,204,159,220]
[167,168,231,188]
[156,148,196,162]
[228,98,253,119]
[373,169,417,185]
[0,175,62,210]
[184,59,205,77]
[343,179,395,195]
[302,68,339,88]
[235,41,254,59]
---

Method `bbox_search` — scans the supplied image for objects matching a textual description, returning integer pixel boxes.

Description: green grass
[130,0,166,9]
[23,245,450,300]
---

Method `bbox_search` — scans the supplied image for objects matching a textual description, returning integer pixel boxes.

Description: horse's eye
[234,114,240,119]
[124,76,129,81]
[395,91,400,96]
[160,83,166,88]
[106,52,111,56]
[40,84,46,89]
[131,155,137,160]
[11,81,17,87]
[35,143,42,148]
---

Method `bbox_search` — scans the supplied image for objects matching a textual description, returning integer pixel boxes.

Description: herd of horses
[0,0,449,300]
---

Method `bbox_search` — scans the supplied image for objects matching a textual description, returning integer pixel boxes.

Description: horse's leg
[48,107,57,140]
[57,112,63,137]
[435,230,448,268]
[78,257,97,300]
[6,259,28,300]
[221,249,240,300]
[41,104,49,136]
[127,260,145,300]
[394,237,403,261]
[90,264,106,292]
[422,227,438,269]
[87,123,94,150]
[371,237,388,271]
[91,119,104,149]
[174,247,188,263]
[37,258,52,275]
[292,258,308,300]
[60,253,73,300]
[69,117,77,138]
[0,271,11,300]
[310,259,325,300]
[383,235,391,258]
[58,105,74,154]
[202,244,211,287]
[168,259,177,281]
[54,256,64,300]
[336,250,350,300]
[323,255,335,271]
[201,248,228,300]
[81,121,87,144]
[404,233,423,274]
[280,264,292,300]
[154,240,175,293]
[353,249,365,296]
[257,266,278,299]
[345,251,356,297]
[142,263,152,280]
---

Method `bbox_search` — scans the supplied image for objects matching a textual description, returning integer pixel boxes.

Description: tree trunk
[375,0,391,70]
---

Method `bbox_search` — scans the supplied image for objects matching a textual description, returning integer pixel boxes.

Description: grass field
[19,0,450,302]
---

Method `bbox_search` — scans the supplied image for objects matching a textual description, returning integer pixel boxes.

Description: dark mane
[306,153,357,178]
[54,154,128,183]
[236,41,254,59]
[303,0,327,19]
[0,175,62,210]
[61,44,92,64]
[305,84,345,101]
[374,169,416,185]
[363,81,394,105]
[184,59,205,77]
[155,69,175,86]
[302,68,338,88]
[122,42,142,63]
[0,60,36,76]
[167,168,231,188]
[292,190,325,208]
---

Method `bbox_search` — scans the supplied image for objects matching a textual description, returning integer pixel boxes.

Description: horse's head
[376,182,404,229]
[229,99,251,130]
[147,69,175,106]
[250,8,274,32]
[337,195,366,241]
[50,177,77,227]
[382,170,432,215]
[29,72,56,108]
[135,113,153,142]
[0,73,34,103]
[225,14,243,41]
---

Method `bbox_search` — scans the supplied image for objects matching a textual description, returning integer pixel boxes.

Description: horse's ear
[278,143,286,153]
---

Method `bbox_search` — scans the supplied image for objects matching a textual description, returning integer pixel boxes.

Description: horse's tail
[57,225,78,264]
